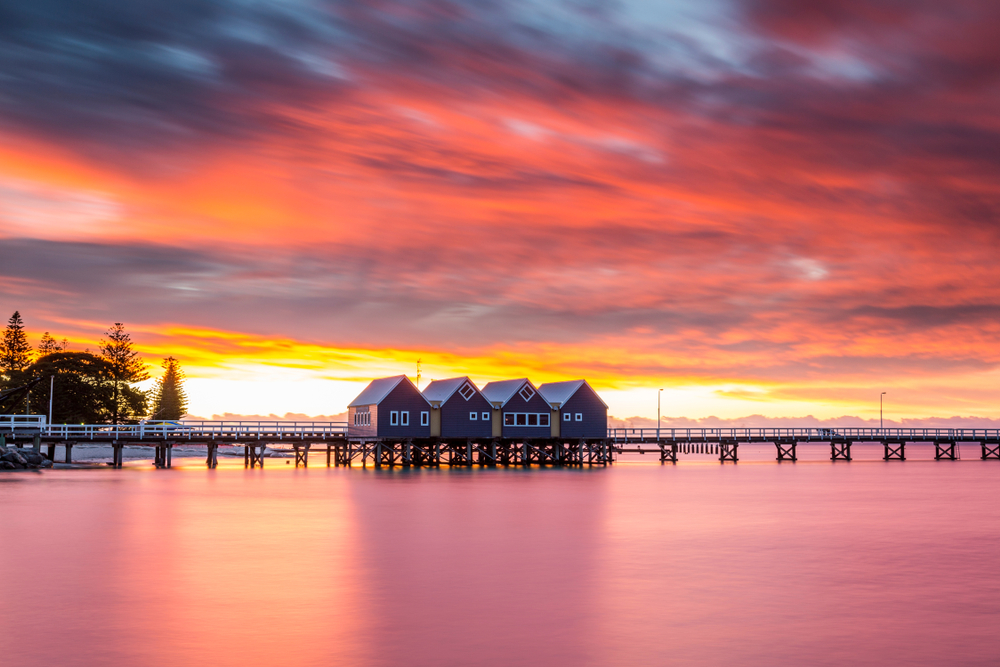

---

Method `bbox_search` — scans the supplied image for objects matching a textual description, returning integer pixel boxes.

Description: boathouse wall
[558,383,608,438]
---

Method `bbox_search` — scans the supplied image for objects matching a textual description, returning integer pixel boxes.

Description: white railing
[39,420,349,440]
[0,414,47,432]
[608,427,1000,443]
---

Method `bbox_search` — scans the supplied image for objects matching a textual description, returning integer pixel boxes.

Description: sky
[1,0,999,424]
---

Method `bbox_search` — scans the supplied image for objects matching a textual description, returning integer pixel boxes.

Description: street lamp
[880,392,887,432]
[657,388,663,442]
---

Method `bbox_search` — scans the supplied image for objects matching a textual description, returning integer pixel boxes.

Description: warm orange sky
[2,0,999,423]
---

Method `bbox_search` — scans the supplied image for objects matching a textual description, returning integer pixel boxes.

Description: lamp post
[880,392,887,432]
[657,388,663,442]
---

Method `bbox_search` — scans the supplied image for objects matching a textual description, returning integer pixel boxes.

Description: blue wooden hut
[347,375,431,439]
[481,378,552,439]
[537,380,608,438]
[421,377,493,438]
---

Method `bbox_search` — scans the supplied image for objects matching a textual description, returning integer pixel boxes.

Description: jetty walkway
[2,416,999,468]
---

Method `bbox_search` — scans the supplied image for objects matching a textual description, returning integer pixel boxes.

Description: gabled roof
[537,379,609,409]
[481,378,533,406]
[422,376,477,405]
[348,375,428,408]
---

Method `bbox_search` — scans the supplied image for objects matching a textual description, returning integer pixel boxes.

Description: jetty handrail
[0,414,47,431]
[37,420,349,440]
[607,427,1000,442]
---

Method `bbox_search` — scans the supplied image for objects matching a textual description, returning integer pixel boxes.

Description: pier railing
[607,427,1000,443]
[40,420,349,440]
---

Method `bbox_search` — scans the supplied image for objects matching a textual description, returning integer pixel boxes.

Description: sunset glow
[2,0,999,423]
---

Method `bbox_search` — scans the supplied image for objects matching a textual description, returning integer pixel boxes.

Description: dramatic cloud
[1,0,998,418]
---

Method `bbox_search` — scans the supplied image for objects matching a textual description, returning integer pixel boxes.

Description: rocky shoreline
[1,447,54,470]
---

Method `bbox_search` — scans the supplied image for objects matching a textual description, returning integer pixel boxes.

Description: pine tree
[0,311,33,376]
[100,323,149,424]
[38,332,68,356]
[149,357,189,420]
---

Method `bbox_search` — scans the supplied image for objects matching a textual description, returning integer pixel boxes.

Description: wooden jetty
[2,416,1000,469]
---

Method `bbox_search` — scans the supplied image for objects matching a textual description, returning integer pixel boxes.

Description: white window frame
[390,411,399,426]
[518,384,535,402]
[575,413,583,422]
[563,412,571,422]
[503,412,550,427]
[482,412,489,421]
[420,411,429,426]
[401,411,409,426]
[469,412,477,420]
[458,382,475,401]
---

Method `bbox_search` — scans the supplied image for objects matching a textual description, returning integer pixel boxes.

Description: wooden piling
[883,441,905,461]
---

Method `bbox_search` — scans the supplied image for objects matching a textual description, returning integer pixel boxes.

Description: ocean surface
[3,445,1000,666]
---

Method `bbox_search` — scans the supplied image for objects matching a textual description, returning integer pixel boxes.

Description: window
[420,411,429,426]
[504,413,551,427]
[366,413,371,425]
[519,384,535,402]
[390,411,399,426]
[458,382,475,400]
[401,411,409,426]
[563,413,571,422]
[482,412,489,421]
[575,413,583,422]
[470,412,477,420]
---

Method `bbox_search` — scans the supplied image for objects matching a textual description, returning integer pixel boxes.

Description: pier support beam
[112,442,124,468]
[660,442,677,464]
[46,444,56,461]
[719,441,738,463]
[981,441,1000,460]
[245,444,265,468]
[206,443,218,468]
[883,441,905,461]
[776,441,797,462]
[64,443,73,464]
[830,441,852,461]
[294,443,310,467]
[934,441,957,460]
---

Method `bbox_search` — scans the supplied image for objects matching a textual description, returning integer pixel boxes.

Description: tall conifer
[100,323,149,424]
[0,311,33,376]
[150,357,189,420]
[38,332,68,355]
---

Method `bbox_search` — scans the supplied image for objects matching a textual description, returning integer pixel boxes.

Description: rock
[22,451,44,466]
[0,450,15,463]
[39,459,53,468]
[0,460,14,470]
[2,449,28,466]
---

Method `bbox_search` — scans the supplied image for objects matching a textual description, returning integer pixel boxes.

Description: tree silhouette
[149,357,189,420]
[38,332,68,355]
[0,311,33,379]
[100,323,149,424]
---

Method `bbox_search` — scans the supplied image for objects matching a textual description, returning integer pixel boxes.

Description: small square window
[390,411,399,426]
[575,413,583,422]
[540,413,549,426]
[482,412,489,421]
[519,384,535,402]
[516,414,527,426]
[504,413,515,426]
[420,411,429,426]
[527,413,538,426]
[458,383,475,400]
[401,411,409,426]
[470,412,477,420]
[563,413,571,422]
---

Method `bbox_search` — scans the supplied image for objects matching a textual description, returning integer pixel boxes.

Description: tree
[0,311,33,379]
[24,352,117,423]
[149,357,189,420]
[100,323,149,424]
[38,332,68,355]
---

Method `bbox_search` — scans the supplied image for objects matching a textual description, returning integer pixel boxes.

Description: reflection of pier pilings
[332,438,613,468]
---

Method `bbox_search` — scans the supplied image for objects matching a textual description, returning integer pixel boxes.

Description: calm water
[3,447,1000,666]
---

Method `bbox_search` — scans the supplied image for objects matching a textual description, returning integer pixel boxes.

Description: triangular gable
[538,379,609,409]
[422,376,480,406]
[349,375,429,407]
[481,378,537,407]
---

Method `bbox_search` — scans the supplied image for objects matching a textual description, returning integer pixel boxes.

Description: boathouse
[422,377,493,438]
[538,380,608,438]
[481,378,552,439]
[347,375,431,439]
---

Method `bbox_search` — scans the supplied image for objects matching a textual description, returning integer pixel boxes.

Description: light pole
[657,388,663,442]
[880,392,886,432]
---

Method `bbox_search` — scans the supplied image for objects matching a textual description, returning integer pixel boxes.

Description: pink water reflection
[2,458,999,666]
